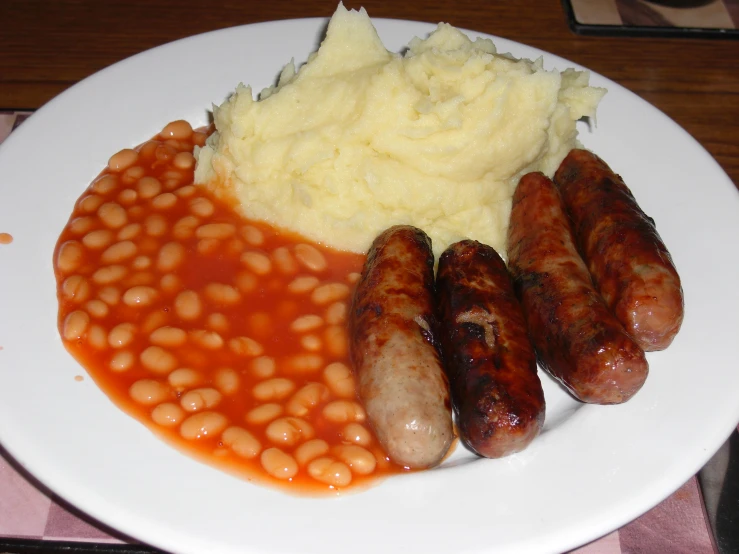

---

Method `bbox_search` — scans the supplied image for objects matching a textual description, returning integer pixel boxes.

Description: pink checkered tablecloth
[0,110,721,554]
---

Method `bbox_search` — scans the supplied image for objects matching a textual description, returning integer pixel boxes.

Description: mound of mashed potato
[194,3,605,258]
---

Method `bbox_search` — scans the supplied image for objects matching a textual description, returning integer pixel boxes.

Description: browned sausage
[554,149,684,351]
[436,240,545,458]
[507,172,648,404]
[349,225,453,468]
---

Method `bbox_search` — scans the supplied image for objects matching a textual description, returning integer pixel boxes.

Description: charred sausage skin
[507,172,648,404]
[554,149,684,351]
[436,240,545,458]
[349,225,453,469]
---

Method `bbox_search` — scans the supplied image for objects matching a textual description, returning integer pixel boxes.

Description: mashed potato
[194,3,605,258]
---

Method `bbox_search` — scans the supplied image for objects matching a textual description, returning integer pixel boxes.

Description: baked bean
[87,324,108,350]
[108,322,136,348]
[138,140,159,159]
[160,120,193,140]
[68,216,95,235]
[225,238,245,257]
[311,283,350,306]
[197,238,220,255]
[206,313,229,333]
[240,251,271,275]
[322,400,366,423]
[307,457,352,487]
[323,362,355,398]
[294,439,330,467]
[175,185,196,198]
[285,353,324,374]
[85,299,109,319]
[117,188,138,205]
[189,196,214,218]
[123,271,156,287]
[174,151,195,170]
[98,202,127,229]
[123,167,145,184]
[347,272,361,284]
[79,194,104,213]
[204,283,241,306]
[189,329,224,349]
[130,379,170,406]
[241,225,264,246]
[272,247,298,275]
[140,346,178,375]
[109,350,134,372]
[157,242,185,272]
[325,302,347,325]
[287,275,320,294]
[128,205,145,219]
[108,148,138,171]
[155,144,176,163]
[332,445,376,475]
[82,229,114,250]
[251,356,276,378]
[248,312,273,339]
[151,402,185,427]
[92,265,128,285]
[141,310,169,334]
[138,236,160,254]
[152,192,178,210]
[101,240,137,264]
[61,275,91,304]
[173,215,199,240]
[122,285,158,307]
[260,448,298,480]
[229,336,264,357]
[145,214,168,237]
[214,367,239,395]
[175,290,202,320]
[160,273,183,294]
[286,383,330,417]
[92,174,118,195]
[180,411,228,440]
[294,244,327,272]
[137,176,162,199]
[118,223,142,241]
[132,255,151,270]
[342,423,372,447]
[324,325,348,358]
[222,427,261,459]
[57,240,84,272]
[98,286,120,306]
[290,314,323,333]
[63,310,90,340]
[150,326,187,347]
[265,417,314,447]
[253,378,295,402]
[197,223,235,240]
[192,131,207,146]
[301,334,322,352]
[235,271,258,293]
[245,403,283,425]
[180,387,222,412]
[168,368,203,391]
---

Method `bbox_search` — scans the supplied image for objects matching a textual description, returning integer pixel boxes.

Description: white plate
[1,16,738,554]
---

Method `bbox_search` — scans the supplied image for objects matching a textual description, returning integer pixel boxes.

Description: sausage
[554,149,684,351]
[507,172,648,404]
[349,225,453,468]
[436,240,545,458]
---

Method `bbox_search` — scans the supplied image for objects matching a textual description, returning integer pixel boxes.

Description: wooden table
[1,0,737,189]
